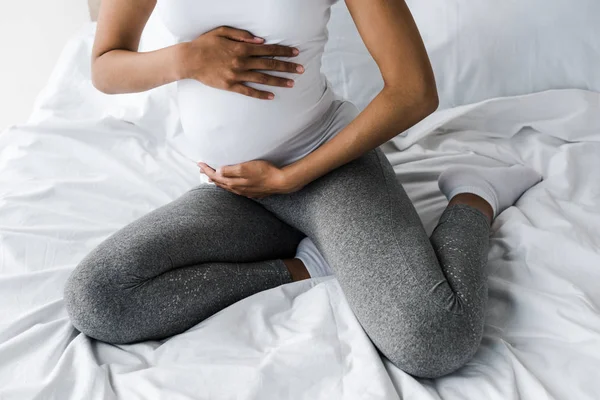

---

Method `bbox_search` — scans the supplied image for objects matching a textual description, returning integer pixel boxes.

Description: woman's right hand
[178,26,305,100]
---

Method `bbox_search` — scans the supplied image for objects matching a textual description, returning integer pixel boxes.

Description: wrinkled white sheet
[1,25,599,400]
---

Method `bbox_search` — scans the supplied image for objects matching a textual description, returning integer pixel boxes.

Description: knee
[63,259,129,344]
[386,334,481,378]
[373,312,483,378]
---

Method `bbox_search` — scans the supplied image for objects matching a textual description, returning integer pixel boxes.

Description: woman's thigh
[74,184,305,283]
[254,147,439,284]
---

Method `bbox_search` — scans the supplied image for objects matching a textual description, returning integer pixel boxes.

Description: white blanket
[1,25,599,400]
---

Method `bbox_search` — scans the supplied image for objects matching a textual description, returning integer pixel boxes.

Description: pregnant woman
[64,0,542,378]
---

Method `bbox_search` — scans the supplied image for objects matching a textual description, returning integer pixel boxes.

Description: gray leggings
[64,147,490,378]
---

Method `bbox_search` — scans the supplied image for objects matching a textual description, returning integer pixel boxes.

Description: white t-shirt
[156,0,359,169]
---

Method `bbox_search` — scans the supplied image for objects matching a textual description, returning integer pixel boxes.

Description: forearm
[282,85,438,188]
[92,44,186,94]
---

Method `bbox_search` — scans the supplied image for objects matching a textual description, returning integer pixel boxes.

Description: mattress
[1,24,599,400]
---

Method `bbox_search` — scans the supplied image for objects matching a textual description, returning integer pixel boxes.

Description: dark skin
[92,0,495,281]
[92,0,306,96]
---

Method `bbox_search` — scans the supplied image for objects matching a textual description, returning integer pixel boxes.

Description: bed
[1,1,599,399]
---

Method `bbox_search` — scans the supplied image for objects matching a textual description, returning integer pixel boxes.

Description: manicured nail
[268,93,275,99]
[296,65,304,73]
[292,48,299,55]
[254,36,264,42]
[287,80,294,87]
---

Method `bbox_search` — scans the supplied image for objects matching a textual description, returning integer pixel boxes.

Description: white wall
[0,1,90,131]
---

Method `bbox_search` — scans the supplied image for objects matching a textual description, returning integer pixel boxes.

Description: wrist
[281,162,309,192]
[172,42,191,81]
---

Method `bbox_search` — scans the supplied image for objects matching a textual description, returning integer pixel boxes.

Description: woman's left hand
[197,160,303,198]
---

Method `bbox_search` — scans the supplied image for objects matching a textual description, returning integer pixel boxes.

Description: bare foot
[283,258,311,282]
[449,193,494,224]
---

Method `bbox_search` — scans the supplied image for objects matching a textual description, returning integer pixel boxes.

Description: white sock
[438,164,542,218]
[294,237,333,279]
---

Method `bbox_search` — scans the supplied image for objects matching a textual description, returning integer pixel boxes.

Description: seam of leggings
[431,206,475,316]
[372,149,440,311]
[438,204,490,342]
[374,149,466,316]
[447,204,491,293]
[373,149,410,269]
[438,204,490,322]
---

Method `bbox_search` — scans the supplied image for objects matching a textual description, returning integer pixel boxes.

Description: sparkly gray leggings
[64,147,490,378]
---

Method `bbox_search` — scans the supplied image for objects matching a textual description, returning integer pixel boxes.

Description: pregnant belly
[176,77,335,169]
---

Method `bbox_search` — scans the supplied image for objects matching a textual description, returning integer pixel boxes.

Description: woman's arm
[92,0,303,97]
[281,0,438,188]
[92,0,178,93]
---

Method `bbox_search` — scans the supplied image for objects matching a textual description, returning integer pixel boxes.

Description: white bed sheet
[1,24,599,400]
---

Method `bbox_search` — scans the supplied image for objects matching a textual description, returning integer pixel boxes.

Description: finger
[197,162,216,176]
[209,176,230,188]
[238,72,294,88]
[219,164,243,178]
[198,163,218,181]
[249,44,300,57]
[197,162,214,171]
[199,169,214,182]
[231,83,274,100]
[204,170,240,188]
[247,43,299,58]
[214,181,245,196]
[222,177,253,188]
[245,58,304,74]
[211,173,255,192]
[214,26,264,44]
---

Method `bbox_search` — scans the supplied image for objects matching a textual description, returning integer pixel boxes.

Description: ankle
[283,258,311,282]
[448,193,494,224]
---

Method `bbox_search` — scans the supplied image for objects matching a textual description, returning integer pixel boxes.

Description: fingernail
[296,65,304,73]
[292,48,299,55]
[268,93,275,99]
[287,80,294,87]
[254,36,264,41]
[198,166,204,173]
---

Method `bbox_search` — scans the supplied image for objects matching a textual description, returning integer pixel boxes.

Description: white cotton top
[156,0,359,169]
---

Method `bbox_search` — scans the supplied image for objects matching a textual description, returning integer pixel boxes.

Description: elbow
[91,79,109,95]
[411,78,439,119]
[91,73,115,95]
[91,58,117,95]
[385,75,440,120]
[421,88,440,119]
[421,84,439,118]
